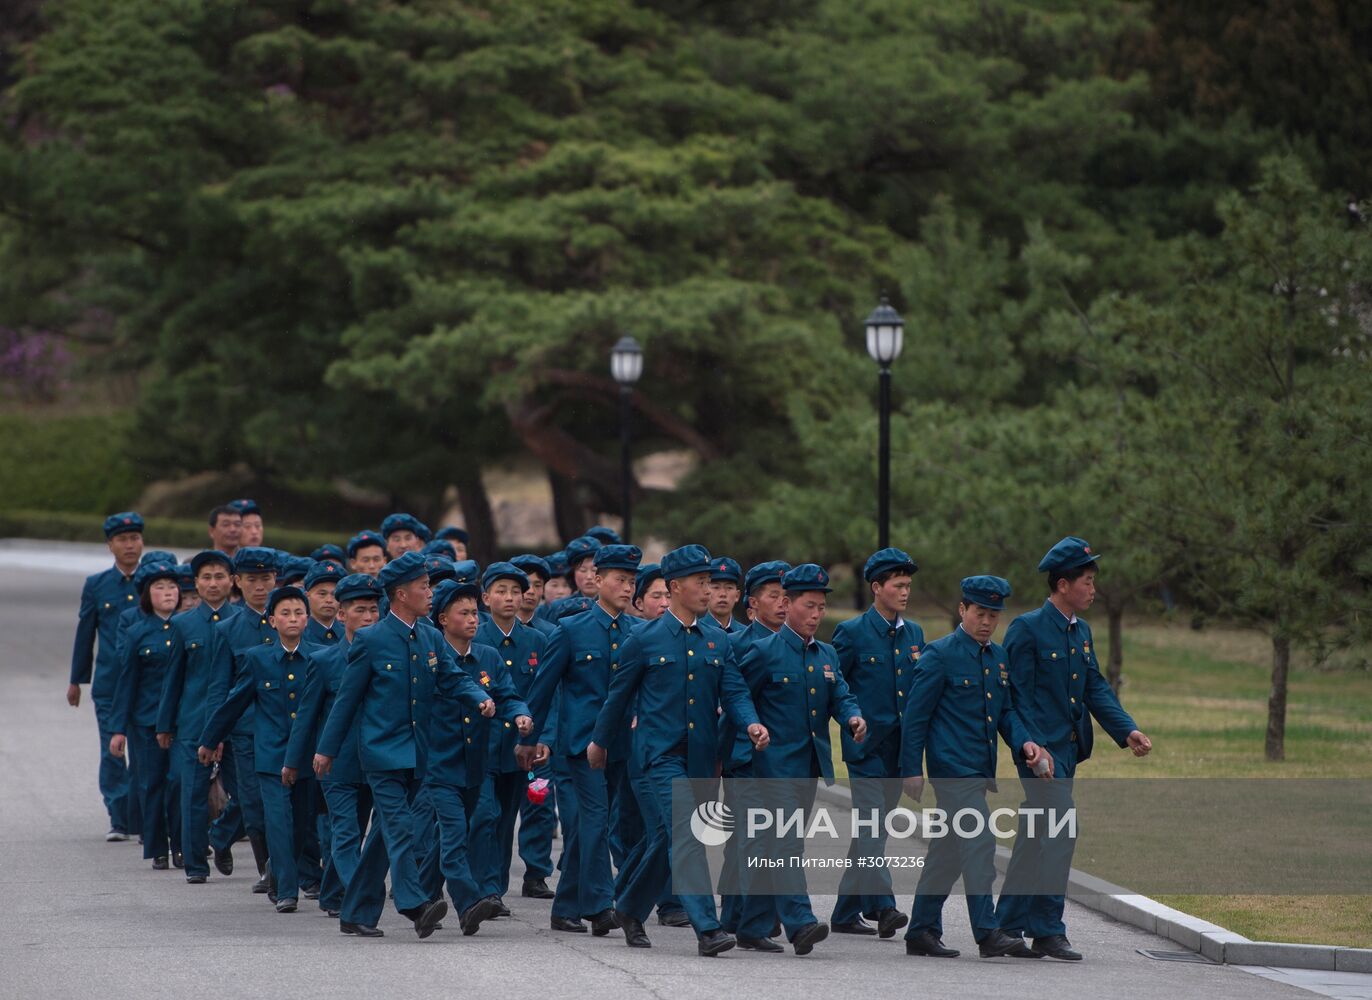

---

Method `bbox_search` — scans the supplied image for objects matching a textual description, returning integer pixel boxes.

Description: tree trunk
[549,470,589,543]
[1107,605,1124,694]
[1265,634,1290,761]
[454,468,497,566]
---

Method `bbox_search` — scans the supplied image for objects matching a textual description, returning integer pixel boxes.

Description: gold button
[612,643,618,650]
[288,693,295,700]
[412,654,417,660]
[1052,652,1058,659]
[659,657,666,663]
[1071,697,1077,704]
[127,595,134,601]
[290,712,297,719]
[782,677,789,684]
[504,721,511,728]
[811,709,817,716]
[587,655,593,661]
[412,677,417,683]
[262,637,271,643]
[264,682,271,688]
[1071,648,1076,655]
[964,679,969,685]
[869,657,875,662]
[412,699,416,705]
[687,650,694,656]
[464,717,471,723]
[986,692,992,700]
[412,721,416,726]
[387,663,392,669]
[288,673,295,681]
[1072,673,1078,680]
[898,690,904,697]
[166,640,172,646]
[986,715,992,722]
[810,688,816,694]
[897,669,902,676]
[687,674,694,681]
[688,698,695,705]
[808,666,814,673]
[466,737,472,744]
[984,668,989,674]
[688,722,695,729]
[506,660,513,666]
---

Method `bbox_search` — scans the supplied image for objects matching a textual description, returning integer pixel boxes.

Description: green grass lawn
[824,611,1372,948]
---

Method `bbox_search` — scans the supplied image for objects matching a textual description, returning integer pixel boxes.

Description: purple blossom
[0,327,72,401]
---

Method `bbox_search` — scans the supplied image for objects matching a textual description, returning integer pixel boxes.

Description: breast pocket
[576,648,606,668]
[768,671,802,693]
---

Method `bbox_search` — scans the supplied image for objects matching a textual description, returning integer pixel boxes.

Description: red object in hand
[527,777,551,805]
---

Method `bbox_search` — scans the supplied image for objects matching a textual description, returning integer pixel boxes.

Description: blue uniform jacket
[592,612,760,780]
[110,611,177,733]
[315,614,488,778]
[543,593,597,622]
[156,602,240,738]
[305,617,341,646]
[738,625,861,784]
[520,604,634,760]
[207,605,276,737]
[475,617,548,773]
[427,640,529,788]
[200,643,311,774]
[1003,601,1136,777]
[899,626,1037,780]
[285,638,363,783]
[717,621,780,772]
[69,566,138,697]
[831,606,926,763]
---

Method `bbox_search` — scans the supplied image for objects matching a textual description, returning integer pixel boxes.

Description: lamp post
[609,335,644,542]
[865,296,904,550]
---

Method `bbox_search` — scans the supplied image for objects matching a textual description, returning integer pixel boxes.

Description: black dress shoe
[551,915,587,933]
[492,898,511,918]
[586,908,617,937]
[979,928,1037,958]
[412,899,448,939]
[326,909,340,918]
[618,913,651,948]
[792,922,829,956]
[186,875,207,884]
[152,856,169,871]
[738,936,784,953]
[172,852,184,869]
[697,928,736,957]
[252,874,271,894]
[302,884,321,900]
[276,898,298,914]
[521,878,555,899]
[340,921,384,937]
[875,907,908,939]
[1031,934,1082,961]
[832,919,876,936]
[460,896,501,936]
[905,930,959,957]
[657,909,691,927]
[770,919,783,938]
[213,846,234,876]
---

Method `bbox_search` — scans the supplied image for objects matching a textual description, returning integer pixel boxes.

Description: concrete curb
[812,779,1372,971]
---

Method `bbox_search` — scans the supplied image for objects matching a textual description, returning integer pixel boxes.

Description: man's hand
[156,732,173,750]
[747,723,769,750]
[531,743,550,767]
[281,766,297,787]
[109,734,126,758]
[1023,742,1054,779]
[515,715,533,736]
[66,684,81,708]
[313,753,333,778]
[902,775,925,802]
[586,741,607,770]
[1127,730,1153,757]
[197,744,219,766]
[479,699,496,718]
[848,716,867,743]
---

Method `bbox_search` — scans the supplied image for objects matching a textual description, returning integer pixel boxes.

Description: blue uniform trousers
[471,770,526,898]
[517,758,557,880]
[92,695,130,833]
[175,741,213,879]
[832,734,901,923]
[615,751,684,918]
[339,769,427,926]
[551,754,615,919]
[994,775,1076,939]
[128,725,171,860]
[739,776,819,941]
[551,752,578,885]
[906,780,999,943]
[258,772,314,903]
[420,782,485,915]
[318,782,371,911]
[718,761,766,933]
[608,757,639,875]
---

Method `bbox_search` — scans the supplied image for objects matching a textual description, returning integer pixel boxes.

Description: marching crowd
[67,499,1151,960]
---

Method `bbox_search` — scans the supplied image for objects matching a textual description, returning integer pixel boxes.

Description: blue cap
[546,550,570,577]
[334,573,383,604]
[451,559,481,585]
[133,560,179,594]
[960,575,1012,610]
[1037,536,1100,574]
[228,498,260,517]
[377,550,428,590]
[422,539,457,557]
[190,549,232,575]
[316,558,347,574]
[310,543,346,563]
[510,553,552,581]
[863,547,918,582]
[709,557,742,585]
[742,560,791,607]
[435,526,469,544]
[425,555,456,584]
[380,512,431,542]
[233,546,278,575]
[563,535,602,567]
[661,544,712,582]
[593,544,642,573]
[482,561,530,591]
[347,530,386,559]
[140,550,177,566]
[175,563,196,592]
[634,563,663,604]
[782,563,832,594]
[303,560,344,591]
[585,526,621,545]
[103,512,144,539]
[431,578,480,624]
[277,556,314,585]
[266,585,309,618]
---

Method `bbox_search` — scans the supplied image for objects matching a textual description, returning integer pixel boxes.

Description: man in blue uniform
[304,561,344,646]
[542,550,572,605]
[230,498,264,548]
[433,526,469,561]
[589,544,769,957]
[899,576,1050,960]
[994,537,1153,961]
[156,550,239,883]
[831,547,923,938]
[516,543,640,935]
[381,512,430,561]
[68,511,144,841]
[706,557,743,632]
[313,551,493,939]
[347,530,387,578]
[311,543,347,566]
[539,535,602,621]
[206,505,242,558]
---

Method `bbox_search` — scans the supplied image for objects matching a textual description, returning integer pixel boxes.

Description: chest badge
[823,663,835,681]
[479,670,491,687]
[910,645,921,660]
[707,641,715,649]
[1083,642,1091,654]
[428,652,439,667]
[528,653,539,668]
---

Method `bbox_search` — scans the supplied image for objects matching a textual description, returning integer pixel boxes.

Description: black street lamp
[865,296,904,549]
[610,335,644,542]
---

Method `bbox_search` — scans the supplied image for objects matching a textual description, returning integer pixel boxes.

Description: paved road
[0,541,1328,999]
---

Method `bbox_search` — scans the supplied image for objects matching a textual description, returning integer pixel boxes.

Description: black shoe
[905,930,959,958]
[326,909,340,918]
[832,919,876,936]
[875,907,908,939]
[792,922,829,956]
[587,908,617,937]
[172,852,184,869]
[186,875,207,884]
[340,921,384,937]
[152,856,169,871]
[106,828,129,842]
[460,896,501,936]
[214,846,234,876]
[551,915,586,933]
[302,884,320,900]
[657,909,691,927]
[738,936,784,953]
[770,919,783,939]
[252,874,271,894]
[411,899,448,939]
[492,898,511,918]
[521,878,555,899]
[698,928,736,957]
[1031,934,1082,961]
[276,898,298,914]
[618,913,651,948]
[979,928,1038,958]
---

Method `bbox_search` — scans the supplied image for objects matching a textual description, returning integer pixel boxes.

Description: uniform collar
[1042,598,1078,631]
[710,613,735,631]
[490,617,518,639]
[749,619,781,637]
[955,623,992,652]
[864,605,904,634]
[663,609,697,634]
[781,623,819,652]
[311,617,336,632]
[445,636,473,659]
[276,642,302,661]
[590,601,623,629]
